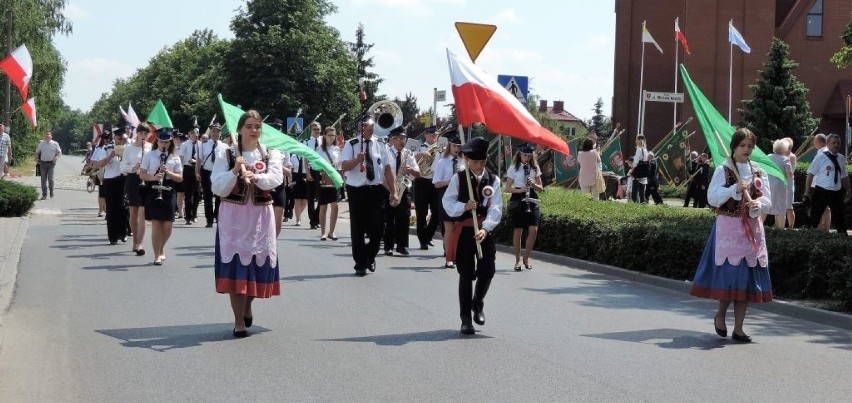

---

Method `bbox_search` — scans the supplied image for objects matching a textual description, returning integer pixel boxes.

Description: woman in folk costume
[212,110,284,338]
[690,128,772,343]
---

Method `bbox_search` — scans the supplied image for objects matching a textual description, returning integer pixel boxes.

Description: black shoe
[121,236,128,243]
[731,332,752,343]
[472,300,485,325]
[186,220,192,225]
[354,267,367,277]
[205,223,214,228]
[428,241,434,247]
[244,316,253,328]
[395,247,410,256]
[420,245,429,250]
[109,241,118,245]
[136,248,145,256]
[445,262,455,269]
[384,250,393,256]
[310,225,318,230]
[368,261,376,272]
[460,320,475,335]
[233,329,249,338]
[514,263,522,271]
[714,317,727,337]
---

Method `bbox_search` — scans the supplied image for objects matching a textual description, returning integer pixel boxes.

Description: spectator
[781,137,796,228]
[645,152,663,204]
[35,131,62,199]
[577,138,601,196]
[804,133,850,235]
[0,123,11,179]
[765,139,793,228]
[811,134,831,229]
[627,134,648,203]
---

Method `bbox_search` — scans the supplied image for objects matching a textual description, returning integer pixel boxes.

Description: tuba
[367,100,403,138]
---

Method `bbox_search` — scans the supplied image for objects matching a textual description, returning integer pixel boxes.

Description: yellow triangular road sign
[455,22,497,63]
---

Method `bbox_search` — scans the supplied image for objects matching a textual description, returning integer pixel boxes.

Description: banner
[600,137,626,176]
[651,128,691,185]
[554,138,581,186]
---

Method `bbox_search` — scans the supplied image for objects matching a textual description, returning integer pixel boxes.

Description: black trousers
[684,182,699,207]
[347,185,387,270]
[200,169,219,225]
[306,170,320,227]
[183,165,200,221]
[284,184,294,219]
[645,183,663,205]
[414,178,439,247]
[810,186,847,234]
[103,176,128,243]
[384,190,411,251]
[631,181,647,203]
[455,226,496,281]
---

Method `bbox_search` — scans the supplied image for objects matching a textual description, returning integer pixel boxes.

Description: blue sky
[54,0,615,122]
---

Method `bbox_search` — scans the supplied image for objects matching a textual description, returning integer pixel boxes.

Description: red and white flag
[675,17,691,55]
[445,49,569,155]
[0,44,33,100]
[21,97,37,128]
[92,123,103,143]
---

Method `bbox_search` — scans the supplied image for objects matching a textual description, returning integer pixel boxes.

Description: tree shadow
[66,250,131,260]
[80,262,157,271]
[96,323,269,352]
[282,273,361,282]
[582,328,728,350]
[318,329,492,346]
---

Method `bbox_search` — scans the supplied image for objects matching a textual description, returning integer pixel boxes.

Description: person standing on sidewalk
[0,123,11,179]
[35,131,62,199]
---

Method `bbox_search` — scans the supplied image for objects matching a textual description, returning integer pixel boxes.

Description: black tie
[452,156,458,172]
[211,141,217,163]
[191,141,197,159]
[826,152,841,184]
[365,140,375,181]
[396,150,401,171]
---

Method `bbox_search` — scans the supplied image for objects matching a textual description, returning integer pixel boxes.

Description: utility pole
[4,2,12,127]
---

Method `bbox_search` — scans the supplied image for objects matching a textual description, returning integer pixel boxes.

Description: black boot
[459,278,474,334]
[472,277,492,326]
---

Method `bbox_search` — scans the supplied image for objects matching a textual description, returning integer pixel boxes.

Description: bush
[494,188,852,309]
[0,180,39,217]
[658,184,686,199]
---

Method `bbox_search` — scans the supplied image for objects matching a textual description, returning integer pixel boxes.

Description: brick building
[614,0,852,156]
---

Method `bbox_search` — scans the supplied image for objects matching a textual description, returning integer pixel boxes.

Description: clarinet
[138,146,147,188]
[154,151,170,200]
[523,163,532,213]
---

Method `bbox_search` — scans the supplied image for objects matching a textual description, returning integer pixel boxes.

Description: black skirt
[318,186,340,205]
[271,183,286,207]
[124,174,146,207]
[510,198,540,228]
[291,173,308,199]
[144,182,176,221]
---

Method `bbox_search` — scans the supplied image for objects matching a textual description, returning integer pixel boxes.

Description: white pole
[728,20,733,124]
[638,35,646,135]
[433,87,438,127]
[673,19,679,137]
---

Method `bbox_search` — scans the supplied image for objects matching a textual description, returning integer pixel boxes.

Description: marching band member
[317,126,342,241]
[414,126,440,250]
[383,126,420,256]
[179,126,202,225]
[290,150,309,226]
[304,121,323,230]
[211,110,283,338]
[173,133,186,220]
[340,114,397,276]
[198,122,226,228]
[690,128,772,343]
[139,128,184,265]
[442,136,502,335]
[268,119,292,237]
[504,144,542,271]
[92,127,128,245]
[432,130,464,268]
[121,125,152,255]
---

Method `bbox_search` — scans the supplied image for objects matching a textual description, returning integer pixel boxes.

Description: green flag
[651,127,691,185]
[600,136,626,176]
[217,94,343,188]
[679,64,786,184]
[797,146,817,164]
[553,138,580,185]
[145,99,173,129]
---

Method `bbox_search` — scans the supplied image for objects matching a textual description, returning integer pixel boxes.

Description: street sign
[285,117,304,134]
[643,91,684,103]
[497,75,528,104]
[435,90,446,102]
[455,22,497,63]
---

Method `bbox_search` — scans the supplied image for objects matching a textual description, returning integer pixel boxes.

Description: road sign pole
[433,88,438,127]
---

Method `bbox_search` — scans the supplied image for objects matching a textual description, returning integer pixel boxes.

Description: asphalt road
[0,158,850,402]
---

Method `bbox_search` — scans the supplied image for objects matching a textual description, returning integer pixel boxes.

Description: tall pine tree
[741,38,818,151]
[350,23,383,107]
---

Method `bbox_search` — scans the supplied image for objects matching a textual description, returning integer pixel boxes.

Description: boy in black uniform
[442,136,503,334]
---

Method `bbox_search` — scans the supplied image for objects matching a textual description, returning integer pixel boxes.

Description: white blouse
[140,150,183,178]
[432,155,465,186]
[120,143,151,174]
[211,145,284,197]
[708,160,771,211]
[505,163,541,189]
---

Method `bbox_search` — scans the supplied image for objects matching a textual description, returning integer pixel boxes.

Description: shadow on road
[582,328,728,350]
[282,273,360,282]
[80,262,159,271]
[318,329,492,346]
[96,323,269,352]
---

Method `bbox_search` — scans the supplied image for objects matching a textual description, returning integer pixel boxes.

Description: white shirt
[441,171,503,232]
[291,153,308,174]
[211,146,284,197]
[432,155,465,186]
[505,163,541,189]
[92,145,122,179]
[808,150,848,191]
[140,149,183,179]
[120,143,151,174]
[708,160,771,211]
[341,136,392,187]
[199,139,225,171]
[632,146,648,185]
[387,146,418,174]
[304,136,321,152]
[178,139,201,166]
[316,145,341,169]
[36,140,62,162]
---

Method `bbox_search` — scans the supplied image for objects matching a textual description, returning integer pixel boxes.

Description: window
[806,0,823,38]
[565,127,576,137]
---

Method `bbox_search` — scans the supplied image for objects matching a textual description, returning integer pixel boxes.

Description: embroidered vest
[715,164,763,217]
[453,169,493,221]
[223,147,273,205]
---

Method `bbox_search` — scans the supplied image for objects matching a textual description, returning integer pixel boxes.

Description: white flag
[642,21,663,54]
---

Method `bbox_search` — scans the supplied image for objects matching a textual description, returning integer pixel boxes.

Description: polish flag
[675,17,691,55]
[446,49,569,155]
[0,44,33,100]
[21,98,37,128]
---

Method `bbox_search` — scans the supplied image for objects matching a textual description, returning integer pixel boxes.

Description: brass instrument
[416,142,438,177]
[151,151,172,200]
[391,147,412,206]
[366,100,403,138]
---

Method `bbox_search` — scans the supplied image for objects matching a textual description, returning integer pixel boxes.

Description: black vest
[453,169,494,221]
[716,164,762,217]
[223,147,273,205]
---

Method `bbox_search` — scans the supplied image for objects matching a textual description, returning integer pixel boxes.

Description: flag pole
[673,18,679,138]
[637,21,647,136]
[728,19,734,124]
[461,124,483,259]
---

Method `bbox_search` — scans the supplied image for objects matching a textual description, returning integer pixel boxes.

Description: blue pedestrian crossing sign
[497,75,529,105]
[285,117,304,134]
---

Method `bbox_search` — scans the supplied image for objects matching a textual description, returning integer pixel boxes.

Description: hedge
[0,180,38,217]
[493,188,852,310]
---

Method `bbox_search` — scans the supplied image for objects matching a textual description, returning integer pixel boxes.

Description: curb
[0,215,30,345]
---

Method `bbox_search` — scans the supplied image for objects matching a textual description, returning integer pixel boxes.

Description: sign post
[641,91,684,135]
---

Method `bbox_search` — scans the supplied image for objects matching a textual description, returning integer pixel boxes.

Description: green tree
[830,16,852,68]
[393,92,419,127]
[0,0,71,166]
[741,38,818,150]
[588,97,612,137]
[350,23,383,107]
[51,103,87,152]
[224,0,359,134]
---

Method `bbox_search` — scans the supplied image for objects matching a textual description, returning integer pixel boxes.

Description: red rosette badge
[481,185,494,199]
[754,178,763,190]
[253,160,267,173]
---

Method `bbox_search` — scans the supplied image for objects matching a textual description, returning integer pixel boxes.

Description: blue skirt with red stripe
[214,233,280,298]
[690,223,773,303]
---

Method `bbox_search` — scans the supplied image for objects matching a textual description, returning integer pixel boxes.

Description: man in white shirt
[35,131,62,199]
[383,126,420,256]
[91,130,128,244]
[804,133,850,235]
[339,115,398,276]
[304,121,322,229]
[414,126,440,250]
[0,123,11,179]
[179,126,202,224]
[197,123,224,227]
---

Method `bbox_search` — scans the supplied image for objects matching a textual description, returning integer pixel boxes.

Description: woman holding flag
[690,128,773,343]
[212,110,283,338]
